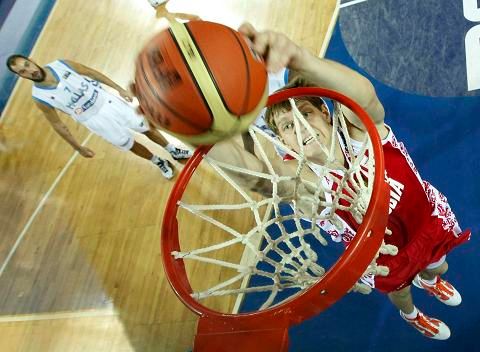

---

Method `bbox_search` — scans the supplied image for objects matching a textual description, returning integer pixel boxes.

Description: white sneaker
[153,158,174,179]
[413,275,462,306]
[400,310,451,340]
[148,0,168,8]
[167,146,193,160]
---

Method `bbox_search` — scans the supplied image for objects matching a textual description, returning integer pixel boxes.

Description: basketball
[134,20,268,145]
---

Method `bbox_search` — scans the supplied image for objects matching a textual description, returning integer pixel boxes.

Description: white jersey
[32,60,149,151]
[32,60,107,122]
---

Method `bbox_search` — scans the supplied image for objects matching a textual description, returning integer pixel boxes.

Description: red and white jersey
[317,125,470,292]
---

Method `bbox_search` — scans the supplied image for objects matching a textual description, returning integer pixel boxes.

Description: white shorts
[81,96,149,151]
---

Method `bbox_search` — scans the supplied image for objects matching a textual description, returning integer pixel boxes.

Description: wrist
[290,46,311,71]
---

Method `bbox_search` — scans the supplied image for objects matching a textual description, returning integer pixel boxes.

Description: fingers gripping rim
[161,87,390,328]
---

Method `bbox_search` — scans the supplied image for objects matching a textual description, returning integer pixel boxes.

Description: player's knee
[117,137,134,151]
[423,260,449,276]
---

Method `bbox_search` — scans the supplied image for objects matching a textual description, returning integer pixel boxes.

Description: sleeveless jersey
[317,125,469,292]
[32,60,106,122]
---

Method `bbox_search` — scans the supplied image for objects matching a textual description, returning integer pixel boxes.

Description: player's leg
[130,140,174,179]
[143,128,168,147]
[84,101,174,179]
[412,181,469,305]
[114,97,192,162]
[130,140,153,159]
[420,259,448,280]
[387,285,414,315]
[388,285,450,340]
[142,128,193,161]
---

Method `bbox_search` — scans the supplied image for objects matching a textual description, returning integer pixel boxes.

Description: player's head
[265,75,331,157]
[6,55,46,82]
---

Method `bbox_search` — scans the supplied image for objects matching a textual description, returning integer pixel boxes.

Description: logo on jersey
[63,71,71,80]
[385,173,404,214]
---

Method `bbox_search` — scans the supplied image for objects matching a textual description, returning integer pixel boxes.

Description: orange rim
[161,87,390,329]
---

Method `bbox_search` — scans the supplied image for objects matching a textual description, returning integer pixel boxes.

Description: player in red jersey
[209,23,471,340]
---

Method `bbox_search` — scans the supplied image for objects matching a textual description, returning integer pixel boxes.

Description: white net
[172,97,396,313]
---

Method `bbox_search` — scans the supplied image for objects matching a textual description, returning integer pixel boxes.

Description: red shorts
[374,220,471,293]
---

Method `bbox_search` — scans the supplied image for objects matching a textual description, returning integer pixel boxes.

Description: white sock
[151,155,161,164]
[403,306,418,319]
[420,275,437,286]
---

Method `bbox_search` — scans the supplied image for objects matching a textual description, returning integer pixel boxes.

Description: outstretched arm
[62,60,133,102]
[35,101,95,158]
[208,138,271,195]
[239,23,388,138]
[208,138,317,212]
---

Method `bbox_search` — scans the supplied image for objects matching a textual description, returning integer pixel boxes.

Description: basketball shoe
[148,0,168,8]
[412,275,462,306]
[166,145,193,160]
[153,157,174,179]
[400,310,450,340]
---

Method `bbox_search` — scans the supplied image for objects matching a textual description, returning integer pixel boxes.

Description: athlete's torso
[375,128,431,248]
[32,60,106,122]
[320,126,434,250]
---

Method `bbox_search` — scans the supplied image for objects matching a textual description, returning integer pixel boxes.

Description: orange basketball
[134,20,268,145]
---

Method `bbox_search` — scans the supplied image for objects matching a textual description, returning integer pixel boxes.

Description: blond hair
[265,73,327,133]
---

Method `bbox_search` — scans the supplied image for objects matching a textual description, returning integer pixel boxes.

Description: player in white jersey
[6,54,193,179]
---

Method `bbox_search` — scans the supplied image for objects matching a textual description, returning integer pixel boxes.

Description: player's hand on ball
[78,146,95,158]
[238,22,305,73]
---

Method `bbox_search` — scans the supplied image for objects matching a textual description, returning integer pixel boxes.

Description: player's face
[273,100,332,161]
[11,58,46,82]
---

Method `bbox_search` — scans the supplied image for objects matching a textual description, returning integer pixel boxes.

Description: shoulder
[42,60,72,79]
[381,124,399,146]
[57,59,79,73]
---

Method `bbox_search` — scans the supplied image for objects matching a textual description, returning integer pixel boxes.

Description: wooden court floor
[0,0,338,351]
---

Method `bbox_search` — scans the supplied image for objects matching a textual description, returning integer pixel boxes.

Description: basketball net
[171,98,395,311]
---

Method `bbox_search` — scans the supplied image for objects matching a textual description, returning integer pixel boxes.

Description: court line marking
[319,0,341,58]
[0,133,93,278]
[0,308,116,323]
[340,0,368,8]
